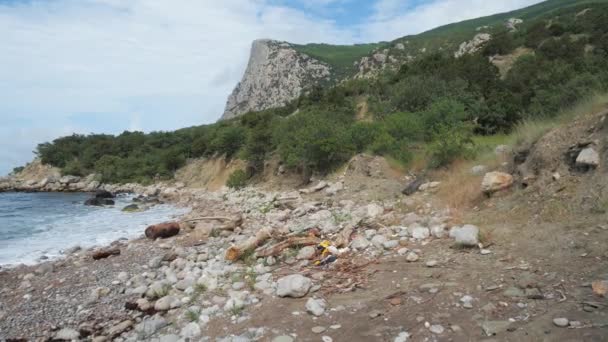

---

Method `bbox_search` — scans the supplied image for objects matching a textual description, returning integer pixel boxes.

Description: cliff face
[221,39,331,120]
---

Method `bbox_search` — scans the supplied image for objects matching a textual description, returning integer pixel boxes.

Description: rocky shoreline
[0,172,490,342]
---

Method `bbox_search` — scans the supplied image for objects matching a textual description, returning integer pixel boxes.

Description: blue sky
[0,0,543,175]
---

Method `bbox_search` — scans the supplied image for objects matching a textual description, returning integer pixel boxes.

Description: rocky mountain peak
[221,39,331,120]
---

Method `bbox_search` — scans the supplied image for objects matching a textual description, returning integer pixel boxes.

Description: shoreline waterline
[0,191,190,268]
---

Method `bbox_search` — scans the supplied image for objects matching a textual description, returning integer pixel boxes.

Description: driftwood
[185,215,243,231]
[185,216,241,224]
[335,219,362,248]
[225,227,273,262]
[145,222,180,239]
[256,236,319,257]
[92,247,121,260]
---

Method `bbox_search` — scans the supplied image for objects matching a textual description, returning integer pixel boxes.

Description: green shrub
[227,169,248,189]
[427,123,476,168]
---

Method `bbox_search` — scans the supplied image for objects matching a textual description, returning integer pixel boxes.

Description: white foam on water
[0,194,189,267]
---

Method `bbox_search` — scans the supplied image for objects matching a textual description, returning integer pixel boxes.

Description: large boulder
[576,147,600,169]
[276,274,312,298]
[95,190,115,199]
[481,172,513,194]
[84,198,115,206]
[449,225,479,247]
[145,222,180,240]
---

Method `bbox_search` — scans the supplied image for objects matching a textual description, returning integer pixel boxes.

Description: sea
[0,192,189,267]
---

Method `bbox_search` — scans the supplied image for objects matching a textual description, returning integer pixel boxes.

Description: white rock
[175,278,195,291]
[296,246,317,260]
[411,226,430,240]
[394,331,410,342]
[450,225,479,247]
[54,328,80,340]
[116,271,129,282]
[180,322,201,338]
[351,236,370,250]
[154,295,180,311]
[430,225,447,238]
[553,317,569,327]
[366,204,384,218]
[371,235,387,248]
[306,297,327,316]
[383,240,399,249]
[429,324,445,334]
[576,147,600,168]
[276,274,312,298]
[406,252,419,262]
[460,295,474,308]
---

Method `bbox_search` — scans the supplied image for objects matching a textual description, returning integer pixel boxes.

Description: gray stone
[429,324,444,334]
[276,274,312,298]
[450,225,479,247]
[135,316,168,336]
[296,246,317,260]
[411,227,430,240]
[383,240,399,249]
[481,320,511,336]
[351,236,370,250]
[553,318,569,327]
[35,263,54,275]
[306,297,327,316]
[107,320,133,337]
[180,322,201,338]
[272,336,294,342]
[175,278,195,291]
[54,328,80,340]
[503,286,525,298]
[394,331,410,342]
[371,235,387,248]
[312,326,327,334]
[406,252,419,262]
[154,295,179,311]
[159,334,181,342]
[430,225,447,238]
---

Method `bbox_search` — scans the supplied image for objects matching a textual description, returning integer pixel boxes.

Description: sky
[0,0,544,175]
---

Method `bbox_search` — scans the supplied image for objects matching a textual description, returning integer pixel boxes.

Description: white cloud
[0,0,544,175]
[361,0,544,41]
[0,0,354,174]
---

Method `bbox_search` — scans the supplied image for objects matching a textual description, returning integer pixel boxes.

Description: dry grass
[513,92,608,148]
[433,160,485,218]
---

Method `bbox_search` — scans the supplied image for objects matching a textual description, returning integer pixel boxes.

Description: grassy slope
[292,43,385,79]
[293,0,608,78]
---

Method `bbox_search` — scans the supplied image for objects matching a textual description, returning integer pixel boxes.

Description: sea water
[0,192,189,266]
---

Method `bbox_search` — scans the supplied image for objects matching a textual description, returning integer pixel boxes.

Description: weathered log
[92,247,121,260]
[225,227,273,262]
[185,215,242,223]
[335,219,362,248]
[145,222,180,239]
[256,236,320,258]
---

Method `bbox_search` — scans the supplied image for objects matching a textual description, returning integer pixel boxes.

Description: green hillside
[294,0,608,79]
[34,0,608,185]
